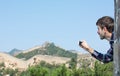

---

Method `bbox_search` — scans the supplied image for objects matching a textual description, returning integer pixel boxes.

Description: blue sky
[0,0,114,53]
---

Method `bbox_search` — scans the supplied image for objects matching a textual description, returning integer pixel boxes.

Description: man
[79,16,114,63]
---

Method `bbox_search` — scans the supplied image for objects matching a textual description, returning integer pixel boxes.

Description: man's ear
[103,27,108,32]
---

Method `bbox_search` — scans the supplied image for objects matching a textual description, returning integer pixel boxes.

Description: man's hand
[79,40,94,54]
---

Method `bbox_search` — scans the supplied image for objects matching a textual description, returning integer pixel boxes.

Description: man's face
[97,26,106,40]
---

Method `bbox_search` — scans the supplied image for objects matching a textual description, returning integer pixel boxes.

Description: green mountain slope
[15,42,77,60]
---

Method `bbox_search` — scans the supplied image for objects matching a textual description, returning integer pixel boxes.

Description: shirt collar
[110,32,114,44]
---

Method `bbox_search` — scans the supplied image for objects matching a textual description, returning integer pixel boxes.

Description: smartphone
[79,41,82,45]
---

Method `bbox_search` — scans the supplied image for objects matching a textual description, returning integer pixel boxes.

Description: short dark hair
[96,16,114,33]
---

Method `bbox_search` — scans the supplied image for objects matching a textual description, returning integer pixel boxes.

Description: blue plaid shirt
[91,33,114,63]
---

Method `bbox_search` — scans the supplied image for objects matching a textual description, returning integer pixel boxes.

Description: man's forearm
[87,47,94,54]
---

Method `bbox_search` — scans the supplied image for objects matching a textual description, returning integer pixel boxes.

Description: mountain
[8,48,23,56]
[22,41,49,53]
[0,52,70,71]
[0,52,27,71]
[15,42,77,60]
[5,41,97,71]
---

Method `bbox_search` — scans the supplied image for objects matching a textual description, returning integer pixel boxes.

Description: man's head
[96,16,114,40]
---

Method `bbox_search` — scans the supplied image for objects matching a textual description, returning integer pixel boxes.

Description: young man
[79,16,114,63]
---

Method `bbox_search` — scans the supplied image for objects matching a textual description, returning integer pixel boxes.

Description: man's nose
[97,31,100,34]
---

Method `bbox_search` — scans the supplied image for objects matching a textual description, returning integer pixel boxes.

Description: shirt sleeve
[91,48,113,63]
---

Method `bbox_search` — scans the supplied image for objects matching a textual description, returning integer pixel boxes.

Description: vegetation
[0,60,113,76]
[0,64,18,76]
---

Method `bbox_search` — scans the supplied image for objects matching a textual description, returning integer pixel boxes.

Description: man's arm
[91,49,113,63]
[79,40,113,63]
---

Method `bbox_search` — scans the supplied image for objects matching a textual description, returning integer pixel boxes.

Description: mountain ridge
[9,41,80,56]
[15,42,78,60]
[0,52,71,71]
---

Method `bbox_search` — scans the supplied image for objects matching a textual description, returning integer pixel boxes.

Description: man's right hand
[79,40,94,54]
